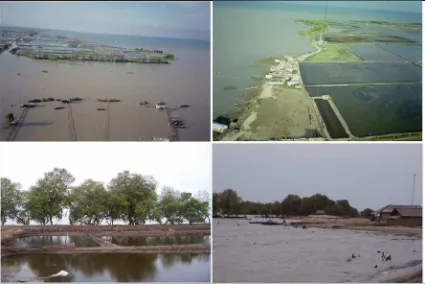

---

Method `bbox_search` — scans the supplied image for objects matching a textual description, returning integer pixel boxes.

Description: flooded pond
[15,236,99,248]
[306,84,422,137]
[100,235,210,246]
[1,253,211,282]
[213,219,422,282]
[300,62,421,86]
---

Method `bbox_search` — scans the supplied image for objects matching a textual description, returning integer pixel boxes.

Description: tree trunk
[49,216,53,225]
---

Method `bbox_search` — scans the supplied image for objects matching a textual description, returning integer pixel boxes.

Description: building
[376,205,422,222]
[387,207,422,227]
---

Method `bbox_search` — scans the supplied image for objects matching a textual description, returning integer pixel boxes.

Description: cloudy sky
[0,142,211,224]
[285,1,422,13]
[213,144,422,211]
[0,142,211,195]
[0,1,210,40]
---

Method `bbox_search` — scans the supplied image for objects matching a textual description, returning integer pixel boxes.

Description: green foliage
[27,168,75,225]
[1,169,210,226]
[360,208,374,217]
[4,113,14,124]
[214,189,360,217]
[108,171,158,225]
[1,178,21,225]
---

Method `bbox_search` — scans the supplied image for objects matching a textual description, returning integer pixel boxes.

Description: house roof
[377,205,422,213]
[392,207,422,218]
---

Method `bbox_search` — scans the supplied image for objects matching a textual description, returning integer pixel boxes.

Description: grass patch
[306,44,363,62]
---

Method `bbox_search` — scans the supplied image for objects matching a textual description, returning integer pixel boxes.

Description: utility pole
[411,173,416,205]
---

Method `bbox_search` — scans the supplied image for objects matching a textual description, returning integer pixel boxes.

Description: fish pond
[300,62,421,86]
[306,84,422,137]
[101,235,210,246]
[346,44,407,62]
[1,253,211,282]
[314,99,349,139]
[14,236,99,248]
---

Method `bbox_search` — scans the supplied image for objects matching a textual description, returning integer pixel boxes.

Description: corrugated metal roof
[377,205,422,213]
[393,208,422,218]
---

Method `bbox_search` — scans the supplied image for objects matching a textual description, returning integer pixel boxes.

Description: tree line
[1,168,210,226]
[213,189,374,218]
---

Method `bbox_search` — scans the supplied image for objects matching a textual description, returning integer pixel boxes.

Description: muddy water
[15,236,99,248]
[101,235,210,246]
[0,40,210,141]
[213,219,422,283]
[1,253,211,282]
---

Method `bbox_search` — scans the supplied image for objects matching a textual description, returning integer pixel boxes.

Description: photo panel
[0,142,212,282]
[213,143,422,283]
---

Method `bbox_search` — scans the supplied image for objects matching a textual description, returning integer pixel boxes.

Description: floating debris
[151,137,170,142]
[41,70,48,73]
[54,106,65,110]
[97,108,106,111]
[69,97,83,102]
[97,98,120,103]
[28,99,42,103]
[139,101,149,105]
[20,103,36,108]
[17,73,21,75]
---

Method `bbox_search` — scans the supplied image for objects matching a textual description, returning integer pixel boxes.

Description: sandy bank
[219,45,324,141]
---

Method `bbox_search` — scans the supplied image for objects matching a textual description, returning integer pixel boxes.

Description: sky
[217,1,422,14]
[0,1,210,40]
[213,144,422,211]
[285,1,422,14]
[0,142,212,224]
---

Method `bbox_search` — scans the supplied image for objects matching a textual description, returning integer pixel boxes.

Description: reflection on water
[1,253,211,282]
[101,235,210,246]
[213,219,422,283]
[15,236,99,248]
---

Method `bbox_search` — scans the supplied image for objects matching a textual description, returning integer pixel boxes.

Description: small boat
[180,104,190,108]
[61,100,70,104]
[28,99,41,103]
[69,97,83,102]
[157,101,166,106]
[109,98,120,103]
[54,106,65,110]
[139,101,149,105]
[97,99,108,102]
[97,108,106,111]
[155,104,166,110]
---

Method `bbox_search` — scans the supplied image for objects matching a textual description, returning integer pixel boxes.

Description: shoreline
[216,44,323,141]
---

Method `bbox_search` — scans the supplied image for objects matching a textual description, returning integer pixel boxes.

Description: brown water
[101,235,210,246]
[1,253,211,282]
[14,236,99,248]
[0,47,210,141]
[213,219,422,283]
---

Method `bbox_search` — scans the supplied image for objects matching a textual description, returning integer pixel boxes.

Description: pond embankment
[1,224,211,256]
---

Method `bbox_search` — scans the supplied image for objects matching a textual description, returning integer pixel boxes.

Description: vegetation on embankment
[1,169,211,226]
[306,43,362,62]
[213,189,372,218]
